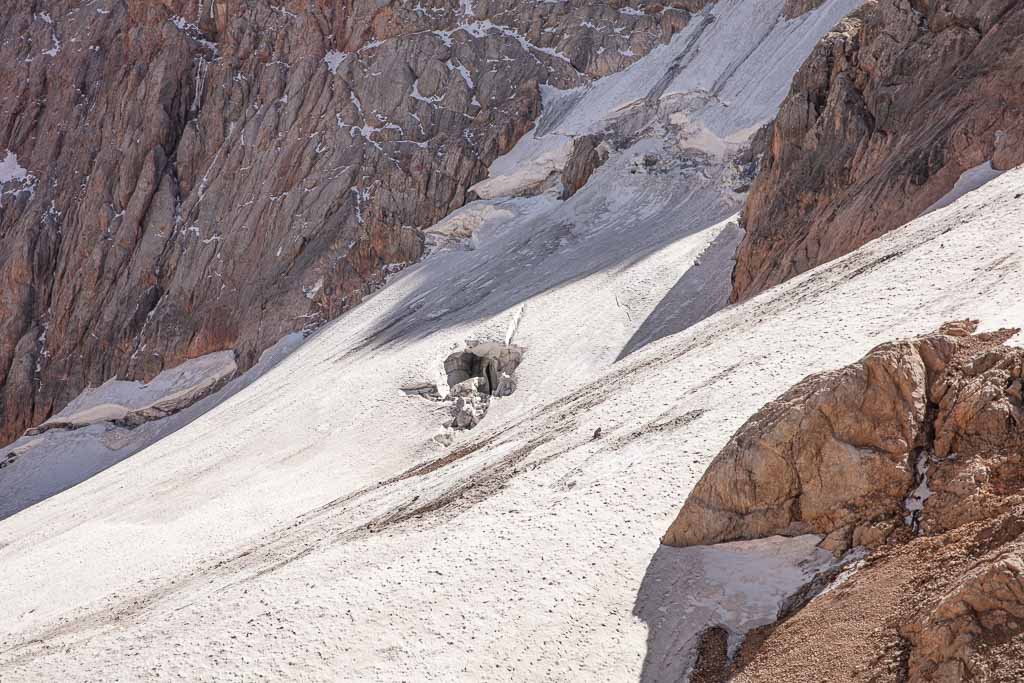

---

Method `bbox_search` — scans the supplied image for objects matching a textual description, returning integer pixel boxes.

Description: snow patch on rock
[923,161,1006,216]
[0,150,36,205]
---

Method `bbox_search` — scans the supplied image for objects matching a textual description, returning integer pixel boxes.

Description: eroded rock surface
[665,321,1024,680]
[732,0,1024,301]
[444,342,522,429]
[0,0,698,446]
[663,320,1022,551]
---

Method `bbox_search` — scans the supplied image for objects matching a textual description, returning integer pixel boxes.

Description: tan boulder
[663,321,1021,550]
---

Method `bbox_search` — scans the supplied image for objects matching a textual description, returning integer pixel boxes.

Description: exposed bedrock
[559,134,610,200]
[732,0,1024,302]
[663,320,1024,553]
[0,0,699,446]
[665,321,1024,680]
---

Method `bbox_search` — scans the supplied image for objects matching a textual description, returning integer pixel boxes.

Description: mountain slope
[3,1,1024,678]
[0,0,696,446]
[0,0,857,521]
[2,159,1020,681]
[0,0,884,678]
[732,0,1024,301]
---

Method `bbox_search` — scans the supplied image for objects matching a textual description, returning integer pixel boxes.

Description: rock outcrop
[732,0,1024,301]
[559,134,609,200]
[729,506,1024,682]
[0,0,700,446]
[664,321,1024,680]
[663,320,1023,552]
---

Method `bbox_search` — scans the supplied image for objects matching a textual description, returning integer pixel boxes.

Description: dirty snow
[2,0,1021,680]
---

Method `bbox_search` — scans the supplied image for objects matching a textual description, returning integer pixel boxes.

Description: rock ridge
[732,0,1024,301]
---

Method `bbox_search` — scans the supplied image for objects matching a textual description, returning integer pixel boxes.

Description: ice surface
[3,1,1020,679]
[636,535,835,679]
[0,337,300,520]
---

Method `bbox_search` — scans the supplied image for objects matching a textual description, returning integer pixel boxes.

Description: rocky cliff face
[666,321,1024,680]
[0,0,702,446]
[663,320,1023,551]
[731,0,1024,301]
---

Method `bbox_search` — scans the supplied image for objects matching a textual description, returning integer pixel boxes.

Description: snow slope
[5,165,1019,682]
[6,1,1021,680]
[0,336,302,521]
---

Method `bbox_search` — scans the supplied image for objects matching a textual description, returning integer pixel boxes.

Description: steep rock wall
[732,0,1024,301]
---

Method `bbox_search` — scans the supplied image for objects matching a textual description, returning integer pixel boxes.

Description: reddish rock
[732,0,1024,302]
[0,0,697,445]
[663,321,1023,551]
[666,320,1024,681]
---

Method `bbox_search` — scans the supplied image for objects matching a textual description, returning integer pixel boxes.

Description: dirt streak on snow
[2,1,1015,680]
[3,165,1020,681]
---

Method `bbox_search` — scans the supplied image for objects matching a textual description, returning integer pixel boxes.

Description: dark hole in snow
[443,343,523,430]
[443,343,523,398]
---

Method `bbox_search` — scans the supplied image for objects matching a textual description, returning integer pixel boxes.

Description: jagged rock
[559,134,609,200]
[732,0,1024,302]
[901,544,1024,681]
[450,380,490,429]
[0,0,697,447]
[674,322,1024,681]
[444,343,522,397]
[663,321,1022,550]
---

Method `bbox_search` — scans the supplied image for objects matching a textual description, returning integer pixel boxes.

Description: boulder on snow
[662,321,1024,552]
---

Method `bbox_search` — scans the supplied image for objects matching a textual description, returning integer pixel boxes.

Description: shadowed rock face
[0,0,701,446]
[663,320,1023,552]
[732,0,1024,302]
[783,0,826,19]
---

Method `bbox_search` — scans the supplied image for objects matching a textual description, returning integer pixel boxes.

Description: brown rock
[0,0,698,446]
[731,507,1024,682]
[782,0,825,20]
[663,320,1022,549]
[678,322,1024,682]
[560,134,609,200]
[732,0,1024,302]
